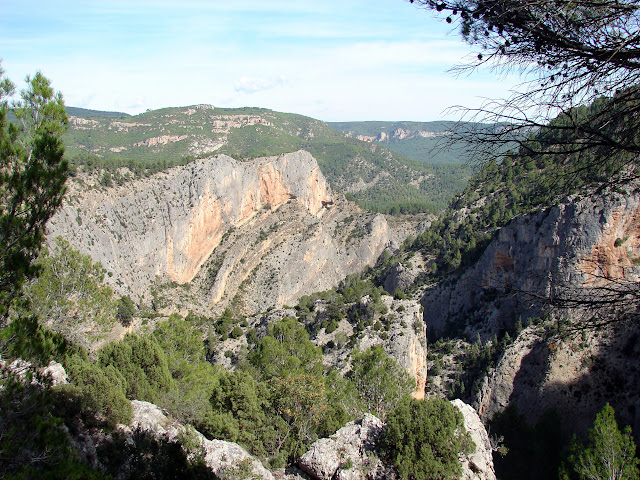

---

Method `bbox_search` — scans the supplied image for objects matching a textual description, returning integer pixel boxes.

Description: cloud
[234,75,287,94]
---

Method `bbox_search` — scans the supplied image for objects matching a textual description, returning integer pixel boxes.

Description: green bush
[347,346,413,419]
[64,355,132,427]
[116,295,136,326]
[380,397,474,480]
[98,333,174,403]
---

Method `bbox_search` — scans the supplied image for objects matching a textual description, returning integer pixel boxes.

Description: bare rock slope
[48,150,399,315]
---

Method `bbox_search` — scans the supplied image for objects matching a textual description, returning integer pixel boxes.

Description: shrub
[230,326,243,339]
[64,355,132,426]
[380,397,474,480]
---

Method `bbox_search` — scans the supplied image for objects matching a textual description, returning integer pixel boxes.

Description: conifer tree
[0,65,68,325]
[563,404,640,480]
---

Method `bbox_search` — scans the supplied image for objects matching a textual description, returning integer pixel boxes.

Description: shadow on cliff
[522,326,637,437]
[488,326,640,480]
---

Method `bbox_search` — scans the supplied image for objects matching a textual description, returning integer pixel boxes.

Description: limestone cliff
[422,191,640,339]
[421,191,640,437]
[47,150,399,315]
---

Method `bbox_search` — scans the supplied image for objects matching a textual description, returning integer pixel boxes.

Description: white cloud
[234,75,288,94]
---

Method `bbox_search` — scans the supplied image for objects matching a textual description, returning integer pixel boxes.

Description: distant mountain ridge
[330,120,492,165]
[66,106,131,119]
[62,105,474,213]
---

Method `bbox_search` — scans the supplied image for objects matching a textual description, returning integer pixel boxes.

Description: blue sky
[0,1,521,121]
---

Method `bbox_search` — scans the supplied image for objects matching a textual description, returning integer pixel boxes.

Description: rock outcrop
[299,401,496,480]
[450,399,497,480]
[474,322,640,438]
[128,400,274,479]
[354,297,427,399]
[49,150,329,295]
[382,253,427,295]
[299,414,386,480]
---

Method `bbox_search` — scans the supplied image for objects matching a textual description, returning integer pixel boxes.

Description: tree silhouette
[411,0,640,191]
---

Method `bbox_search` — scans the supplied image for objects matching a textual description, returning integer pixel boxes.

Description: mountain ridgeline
[63,105,474,214]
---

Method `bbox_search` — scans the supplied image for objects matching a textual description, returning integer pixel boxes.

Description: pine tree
[0,66,68,325]
[563,404,640,480]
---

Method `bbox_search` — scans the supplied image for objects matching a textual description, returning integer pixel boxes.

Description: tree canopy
[562,403,640,480]
[411,0,640,191]
[381,397,474,480]
[0,66,68,325]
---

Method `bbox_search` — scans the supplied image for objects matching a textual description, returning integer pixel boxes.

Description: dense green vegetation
[380,397,474,480]
[43,315,413,468]
[24,237,117,344]
[66,106,130,119]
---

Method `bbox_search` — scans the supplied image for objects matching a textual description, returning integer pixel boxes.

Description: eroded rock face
[382,254,426,295]
[474,323,640,438]
[422,192,640,340]
[356,297,427,399]
[421,191,640,437]
[47,150,405,315]
[129,400,274,479]
[48,151,330,300]
[298,414,386,480]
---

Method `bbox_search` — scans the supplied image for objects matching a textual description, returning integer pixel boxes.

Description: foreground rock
[451,399,497,480]
[128,400,274,479]
[299,401,496,480]
[298,414,386,480]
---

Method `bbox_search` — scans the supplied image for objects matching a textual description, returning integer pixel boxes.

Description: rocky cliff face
[422,191,640,339]
[48,150,401,315]
[421,191,640,437]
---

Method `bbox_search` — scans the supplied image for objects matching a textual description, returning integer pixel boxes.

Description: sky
[0,0,523,122]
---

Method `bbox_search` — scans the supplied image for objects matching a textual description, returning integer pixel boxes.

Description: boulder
[298,414,386,480]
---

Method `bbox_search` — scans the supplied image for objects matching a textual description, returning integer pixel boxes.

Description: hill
[63,106,474,213]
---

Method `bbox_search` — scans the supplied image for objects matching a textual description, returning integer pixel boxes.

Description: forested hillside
[63,106,473,214]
